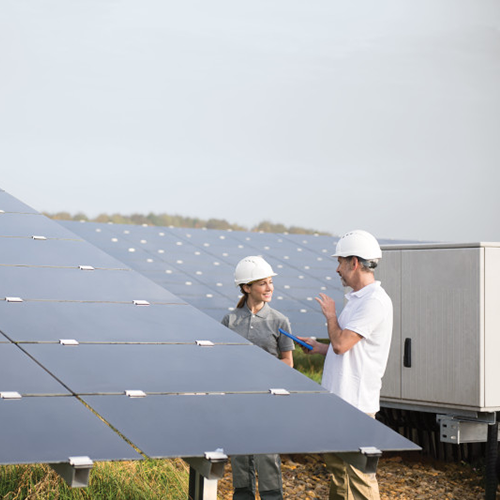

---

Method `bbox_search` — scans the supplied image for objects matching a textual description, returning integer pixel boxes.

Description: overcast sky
[1,0,499,242]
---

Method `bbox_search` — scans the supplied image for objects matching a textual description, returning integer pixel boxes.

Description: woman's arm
[280,350,294,368]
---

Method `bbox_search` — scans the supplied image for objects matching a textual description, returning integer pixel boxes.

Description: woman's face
[243,276,274,304]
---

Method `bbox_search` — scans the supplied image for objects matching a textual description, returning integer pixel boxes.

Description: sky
[1,0,499,242]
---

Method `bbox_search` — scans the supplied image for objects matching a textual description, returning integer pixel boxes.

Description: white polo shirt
[321,281,393,413]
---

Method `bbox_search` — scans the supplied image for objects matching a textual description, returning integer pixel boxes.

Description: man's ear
[351,256,359,270]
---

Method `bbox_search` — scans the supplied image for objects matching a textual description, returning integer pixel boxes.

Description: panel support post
[184,451,228,500]
[187,465,219,500]
[50,456,93,488]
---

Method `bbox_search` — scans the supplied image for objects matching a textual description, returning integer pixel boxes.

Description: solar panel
[0,190,419,496]
[0,397,141,465]
[1,236,128,268]
[0,265,184,303]
[60,220,337,333]
[20,343,322,395]
[0,211,74,238]
[0,301,245,343]
[0,343,71,395]
[0,190,39,213]
[83,392,411,459]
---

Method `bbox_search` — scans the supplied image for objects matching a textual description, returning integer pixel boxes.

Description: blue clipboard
[279,328,313,350]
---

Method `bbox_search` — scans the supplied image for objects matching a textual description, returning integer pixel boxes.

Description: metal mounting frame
[184,451,228,500]
[335,446,382,474]
[50,456,94,488]
[437,413,499,444]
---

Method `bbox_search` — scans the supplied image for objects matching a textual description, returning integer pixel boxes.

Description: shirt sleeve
[278,317,295,352]
[343,297,385,339]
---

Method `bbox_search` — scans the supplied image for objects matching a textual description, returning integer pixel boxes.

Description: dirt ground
[217,453,490,499]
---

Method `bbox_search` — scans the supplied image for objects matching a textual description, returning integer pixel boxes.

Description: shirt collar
[245,302,271,318]
[346,281,381,299]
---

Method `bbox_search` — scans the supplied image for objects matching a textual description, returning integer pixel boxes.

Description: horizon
[1,0,499,243]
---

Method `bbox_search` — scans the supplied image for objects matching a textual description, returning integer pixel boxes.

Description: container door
[400,248,481,407]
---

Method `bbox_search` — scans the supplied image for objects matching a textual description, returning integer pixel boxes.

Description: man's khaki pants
[323,453,380,500]
[323,413,380,500]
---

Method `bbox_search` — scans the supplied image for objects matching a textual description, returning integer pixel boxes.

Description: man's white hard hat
[234,256,277,286]
[332,230,382,260]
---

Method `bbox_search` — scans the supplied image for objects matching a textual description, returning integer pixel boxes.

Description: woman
[221,255,294,500]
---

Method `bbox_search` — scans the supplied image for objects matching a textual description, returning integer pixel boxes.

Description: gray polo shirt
[221,302,294,358]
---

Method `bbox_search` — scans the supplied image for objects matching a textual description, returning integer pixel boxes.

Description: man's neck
[350,273,375,292]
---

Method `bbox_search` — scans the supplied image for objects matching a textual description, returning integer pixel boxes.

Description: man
[298,230,393,500]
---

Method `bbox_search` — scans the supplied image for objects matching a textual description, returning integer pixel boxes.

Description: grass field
[291,346,325,383]
[0,459,189,500]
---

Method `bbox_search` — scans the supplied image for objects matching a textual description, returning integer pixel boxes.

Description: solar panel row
[0,189,418,493]
[60,220,342,335]
[61,220,410,334]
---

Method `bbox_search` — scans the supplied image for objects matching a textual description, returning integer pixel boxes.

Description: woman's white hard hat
[332,230,382,260]
[234,256,277,286]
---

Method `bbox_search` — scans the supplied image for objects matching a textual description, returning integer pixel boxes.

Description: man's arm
[315,293,362,354]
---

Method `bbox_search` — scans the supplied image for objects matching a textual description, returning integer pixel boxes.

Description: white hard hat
[332,230,382,260]
[234,256,277,286]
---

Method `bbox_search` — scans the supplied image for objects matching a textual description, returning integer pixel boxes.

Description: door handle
[404,338,412,368]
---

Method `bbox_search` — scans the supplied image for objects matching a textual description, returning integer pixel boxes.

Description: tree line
[44,211,331,236]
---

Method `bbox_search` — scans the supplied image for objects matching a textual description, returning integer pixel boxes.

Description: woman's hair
[236,283,249,308]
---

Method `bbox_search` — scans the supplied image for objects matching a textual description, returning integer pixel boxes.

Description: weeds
[0,459,188,500]
[293,344,325,384]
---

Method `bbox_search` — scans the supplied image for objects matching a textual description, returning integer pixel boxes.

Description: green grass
[292,342,326,384]
[0,459,189,500]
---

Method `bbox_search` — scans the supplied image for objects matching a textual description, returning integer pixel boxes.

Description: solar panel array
[58,221,338,335]
[0,189,418,488]
[0,192,142,466]
[61,220,409,333]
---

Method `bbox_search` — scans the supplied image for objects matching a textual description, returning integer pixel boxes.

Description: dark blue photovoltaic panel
[21,344,322,395]
[83,393,420,459]
[170,263,233,280]
[140,268,199,285]
[0,397,141,465]
[0,237,133,268]
[0,266,184,303]
[0,193,419,469]
[185,296,234,313]
[59,222,124,246]
[149,282,216,299]
[0,301,249,344]
[0,212,78,238]
[0,344,70,395]
[60,221,336,332]
[273,287,323,301]
[0,190,39,214]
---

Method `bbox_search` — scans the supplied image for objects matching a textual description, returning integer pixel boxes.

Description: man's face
[336,257,354,287]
